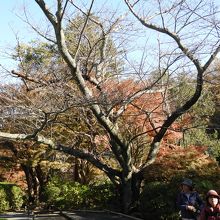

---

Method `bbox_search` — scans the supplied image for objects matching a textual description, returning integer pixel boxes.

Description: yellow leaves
[40,160,70,171]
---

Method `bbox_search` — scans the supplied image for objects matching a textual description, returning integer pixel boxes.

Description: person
[176,178,204,220]
[200,190,220,220]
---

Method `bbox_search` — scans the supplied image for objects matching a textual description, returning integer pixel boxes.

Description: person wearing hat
[200,190,220,220]
[176,178,204,220]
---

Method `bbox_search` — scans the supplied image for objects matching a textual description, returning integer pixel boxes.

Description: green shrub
[0,188,10,212]
[11,185,24,210]
[0,182,24,212]
[44,177,89,209]
[0,183,24,212]
[44,177,115,210]
[139,180,180,220]
[84,182,115,209]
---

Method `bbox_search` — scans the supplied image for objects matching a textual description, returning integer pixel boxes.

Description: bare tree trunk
[116,171,144,213]
[122,179,133,213]
[35,165,48,202]
[20,165,42,209]
[21,165,37,207]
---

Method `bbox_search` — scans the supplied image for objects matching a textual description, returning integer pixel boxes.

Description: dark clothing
[176,191,204,219]
[200,204,220,220]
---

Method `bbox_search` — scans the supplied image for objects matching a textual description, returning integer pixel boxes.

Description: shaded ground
[0,210,143,220]
[62,210,143,220]
[0,212,66,220]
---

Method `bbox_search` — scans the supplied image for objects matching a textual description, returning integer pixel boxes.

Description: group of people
[176,178,220,220]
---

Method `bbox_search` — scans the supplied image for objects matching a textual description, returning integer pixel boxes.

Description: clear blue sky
[0,1,40,71]
[0,1,23,46]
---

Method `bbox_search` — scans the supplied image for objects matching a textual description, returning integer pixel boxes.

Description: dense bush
[84,182,116,209]
[44,177,88,209]
[0,188,10,212]
[44,177,115,210]
[10,185,25,210]
[139,180,180,220]
[0,183,24,212]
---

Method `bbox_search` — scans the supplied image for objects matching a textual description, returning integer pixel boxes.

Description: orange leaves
[144,144,219,181]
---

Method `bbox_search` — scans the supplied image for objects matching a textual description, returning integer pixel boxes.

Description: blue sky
[0,0,125,72]
[1,1,19,63]
[0,1,40,71]
[1,1,23,46]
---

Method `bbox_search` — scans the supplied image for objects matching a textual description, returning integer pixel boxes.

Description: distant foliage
[180,129,220,161]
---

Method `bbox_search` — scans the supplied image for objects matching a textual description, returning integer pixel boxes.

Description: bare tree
[0,0,219,212]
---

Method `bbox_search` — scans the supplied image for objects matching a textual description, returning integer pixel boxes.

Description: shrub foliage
[44,177,115,210]
[0,183,24,212]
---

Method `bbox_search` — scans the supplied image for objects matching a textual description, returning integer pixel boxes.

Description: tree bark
[35,165,48,202]
[21,165,38,207]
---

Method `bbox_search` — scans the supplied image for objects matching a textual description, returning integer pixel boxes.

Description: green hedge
[44,177,115,210]
[0,183,24,212]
